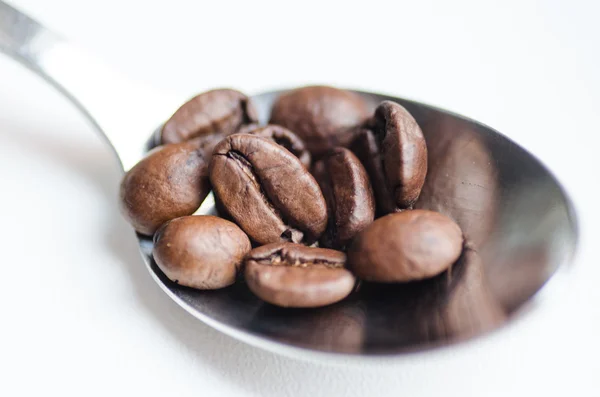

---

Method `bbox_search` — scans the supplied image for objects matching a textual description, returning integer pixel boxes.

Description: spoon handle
[0,1,179,170]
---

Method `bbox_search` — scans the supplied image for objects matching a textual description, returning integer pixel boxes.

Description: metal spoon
[0,1,578,358]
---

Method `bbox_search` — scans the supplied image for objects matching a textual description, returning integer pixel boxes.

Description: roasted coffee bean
[161,89,258,144]
[269,86,369,158]
[313,148,375,249]
[351,101,427,214]
[244,243,355,308]
[153,215,251,290]
[120,137,216,235]
[347,210,463,282]
[243,125,311,169]
[210,134,327,245]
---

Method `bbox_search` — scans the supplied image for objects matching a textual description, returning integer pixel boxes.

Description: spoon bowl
[141,89,577,356]
[0,1,578,358]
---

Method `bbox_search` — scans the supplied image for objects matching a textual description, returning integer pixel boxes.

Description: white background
[1,0,599,396]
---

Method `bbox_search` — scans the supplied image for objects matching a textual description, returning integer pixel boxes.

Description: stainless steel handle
[0,1,178,170]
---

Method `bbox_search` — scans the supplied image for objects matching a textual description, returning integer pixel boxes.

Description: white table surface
[1,0,599,396]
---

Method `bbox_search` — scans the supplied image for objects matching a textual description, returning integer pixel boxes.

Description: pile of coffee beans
[120,86,464,308]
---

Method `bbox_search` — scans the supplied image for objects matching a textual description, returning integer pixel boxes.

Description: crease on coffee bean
[318,158,340,248]
[373,110,410,212]
[252,248,344,269]
[218,149,303,242]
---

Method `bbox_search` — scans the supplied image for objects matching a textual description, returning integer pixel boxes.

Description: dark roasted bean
[153,216,251,289]
[210,134,327,245]
[244,243,355,308]
[348,210,463,282]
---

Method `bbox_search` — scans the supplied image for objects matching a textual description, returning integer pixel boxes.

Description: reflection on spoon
[245,245,506,354]
[248,295,367,354]
[130,91,575,355]
[361,246,507,352]
[414,111,499,250]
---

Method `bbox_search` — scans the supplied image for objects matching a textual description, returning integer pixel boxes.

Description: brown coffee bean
[269,86,369,158]
[210,134,327,245]
[351,101,427,214]
[120,137,216,235]
[350,127,395,213]
[161,89,258,144]
[313,148,375,250]
[153,215,251,290]
[347,210,463,282]
[243,125,311,169]
[244,243,355,308]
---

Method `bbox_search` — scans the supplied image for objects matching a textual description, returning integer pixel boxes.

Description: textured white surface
[0,0,599,396]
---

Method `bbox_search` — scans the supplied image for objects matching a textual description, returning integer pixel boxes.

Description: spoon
[0,1,578,358]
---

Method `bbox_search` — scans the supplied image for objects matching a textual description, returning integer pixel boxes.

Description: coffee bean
[239,124,311,169]
[120,137,216,235]
[210,134,327,245]
[269,86,369,158]
[351,101,427,214]
[244,243,355,308]
[347,210,463,282]
[161,89,258,144]
[153,215,251,289]
[350,127,394,213]
[313,147,375,250]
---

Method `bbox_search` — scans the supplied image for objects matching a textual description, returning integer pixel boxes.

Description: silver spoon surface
[0,1,578,358]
